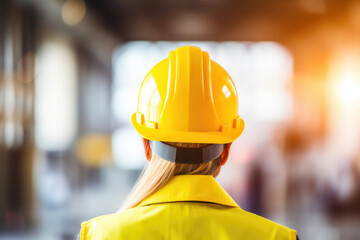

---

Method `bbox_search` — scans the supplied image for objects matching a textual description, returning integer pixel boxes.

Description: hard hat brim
[131,113,244,144]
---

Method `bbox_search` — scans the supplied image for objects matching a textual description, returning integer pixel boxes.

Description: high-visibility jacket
[80,175,297,240]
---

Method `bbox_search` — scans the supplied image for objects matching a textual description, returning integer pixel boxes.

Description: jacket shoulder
[80,214,117,240]
[231,208,297,240]
[80,206,163,240]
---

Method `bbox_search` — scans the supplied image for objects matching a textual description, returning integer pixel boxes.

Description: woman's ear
[142,138,152,161]
[220,143,232,166]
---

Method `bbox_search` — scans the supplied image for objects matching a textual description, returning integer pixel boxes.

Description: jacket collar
[137,175,240,208]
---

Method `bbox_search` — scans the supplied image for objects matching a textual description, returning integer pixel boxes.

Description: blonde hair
[118,140,229,211]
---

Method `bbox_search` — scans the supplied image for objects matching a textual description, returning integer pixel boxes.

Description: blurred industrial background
[1,0,360,239]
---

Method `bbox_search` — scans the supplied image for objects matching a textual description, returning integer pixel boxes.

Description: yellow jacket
[80,175,297,240]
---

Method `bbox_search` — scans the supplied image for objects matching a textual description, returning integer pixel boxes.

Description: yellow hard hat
[131,46,244,145]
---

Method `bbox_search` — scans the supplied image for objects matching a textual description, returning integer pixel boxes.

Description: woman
[79,46,298,239]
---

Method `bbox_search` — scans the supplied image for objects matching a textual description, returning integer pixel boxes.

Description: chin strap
[149,140,225,164]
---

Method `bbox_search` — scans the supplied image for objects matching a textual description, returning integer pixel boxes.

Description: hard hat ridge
[160,46,219,132]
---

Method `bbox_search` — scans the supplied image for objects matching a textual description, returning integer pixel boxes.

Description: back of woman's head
[121,46,242,211]
[118,139,231,211]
